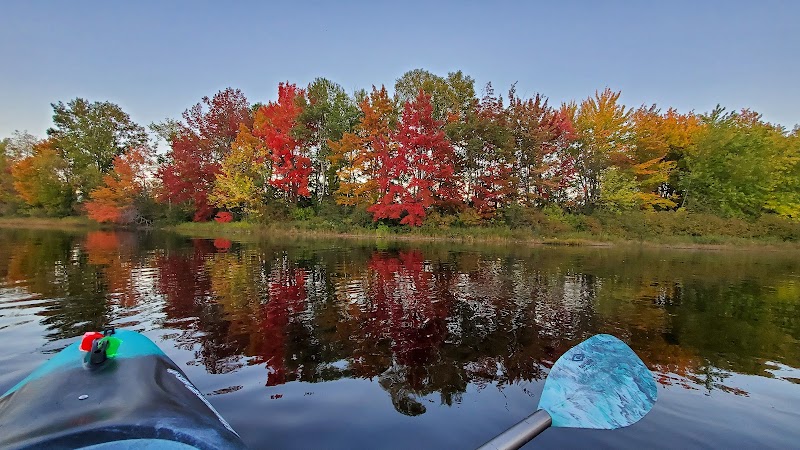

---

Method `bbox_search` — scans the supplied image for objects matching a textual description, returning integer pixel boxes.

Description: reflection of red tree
[156,239,215,322]
[354,251,452,389]
[213,238,232,251]
[85,231,121,265]
[155,239,249,374]
[253,263,308,386]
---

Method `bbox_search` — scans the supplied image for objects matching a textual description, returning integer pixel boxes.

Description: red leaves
[507,89,576,206]
[212,238,232,250]
[259,265,308,386]
[365,251,450,368]
[85,147,151,224]
[368,90,458,226]
[473,165,515,219]
[214,211,233,223]
[463,84,515,219]
[158,88,252,221]
[183,88,254,161]
[254,83,312,202]
[158,132,219,221]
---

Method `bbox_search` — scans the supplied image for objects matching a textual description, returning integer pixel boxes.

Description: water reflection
[1,229,799,417]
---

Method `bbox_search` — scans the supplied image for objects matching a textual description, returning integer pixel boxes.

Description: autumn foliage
[457,85,515,219]
[158,88,253,221]
[369,90,458,226]
[85,147,151,224]
[254,83,312,202]
[329,86,395,207]
[10,139,72,215]
[6,69,800,227]
[214,211,233,223]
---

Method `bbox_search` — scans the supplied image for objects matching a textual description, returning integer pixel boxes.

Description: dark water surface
[1,228,798,449]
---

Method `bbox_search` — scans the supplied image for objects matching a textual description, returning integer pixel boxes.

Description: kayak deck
[0,330,246,450]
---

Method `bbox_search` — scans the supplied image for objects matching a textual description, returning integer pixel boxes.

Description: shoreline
[0,216,101,231]
[166,221,800,252]
[1,217,798,252]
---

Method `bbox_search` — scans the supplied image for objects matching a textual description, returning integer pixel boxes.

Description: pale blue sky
[1,0,798,139]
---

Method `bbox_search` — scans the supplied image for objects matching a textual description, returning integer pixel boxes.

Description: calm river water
[0,228,798,449]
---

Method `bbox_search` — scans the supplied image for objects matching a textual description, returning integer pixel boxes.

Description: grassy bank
[169,220,610,246]
[3,210,798,251]
[168,210,800,251]
[0,216,100,230]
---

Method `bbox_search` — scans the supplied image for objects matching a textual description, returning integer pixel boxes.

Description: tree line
[1,69,798,227]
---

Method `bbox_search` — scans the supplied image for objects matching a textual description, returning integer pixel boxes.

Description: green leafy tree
[295,78,361,200]
[762,124,800,219]
[599,167,640,212]
[148,119,182,148]
[394,69,475,125]
[47,98,148,199]
[680,108,788,218]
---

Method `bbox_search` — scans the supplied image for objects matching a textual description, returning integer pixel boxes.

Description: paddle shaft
[477,409,552,450]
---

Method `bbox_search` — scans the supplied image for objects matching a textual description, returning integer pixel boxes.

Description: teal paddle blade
[537,334,657,429]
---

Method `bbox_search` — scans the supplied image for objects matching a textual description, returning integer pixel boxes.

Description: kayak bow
[0,329,247,450]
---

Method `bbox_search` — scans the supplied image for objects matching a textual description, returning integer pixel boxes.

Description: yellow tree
[628,107,703,210]
[329,86,395,207]
[209,124,270,216]
[328,131,366,206]
[0,136,32,213]
[11,140,73,215]
[567,88,633,208]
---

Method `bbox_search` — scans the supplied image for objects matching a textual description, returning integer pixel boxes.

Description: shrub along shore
[2,210,799,250]
[166,209,800,250]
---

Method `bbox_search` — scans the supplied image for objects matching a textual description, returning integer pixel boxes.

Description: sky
[1,0,798,140]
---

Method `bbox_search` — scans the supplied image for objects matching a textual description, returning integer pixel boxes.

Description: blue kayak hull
[0,330,246,449]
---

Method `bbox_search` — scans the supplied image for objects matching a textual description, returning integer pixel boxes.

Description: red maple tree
[254,83,312,202]
[507,89,576,206]
[158,88,252,221]
[256,265,307,386]
[368,90,458,226]
[367,251,449,365]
